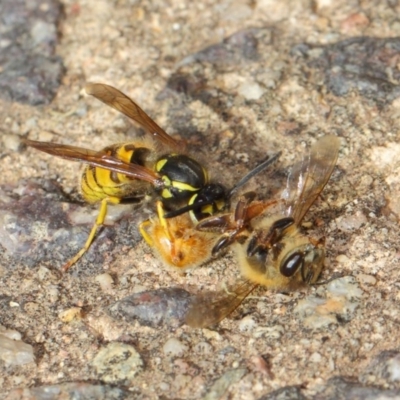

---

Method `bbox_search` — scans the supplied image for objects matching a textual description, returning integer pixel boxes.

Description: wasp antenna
[228,151,281,198]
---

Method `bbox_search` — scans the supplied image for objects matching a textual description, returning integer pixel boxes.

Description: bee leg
[62,198,110,272]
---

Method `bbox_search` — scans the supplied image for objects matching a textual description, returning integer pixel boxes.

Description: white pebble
[3,133,22,151]
[163,338,188,357]
[95,273,114,291]
[238,81,265,100]
[160,382,170,390]
[232,360,240,368]
[238,315,256,331]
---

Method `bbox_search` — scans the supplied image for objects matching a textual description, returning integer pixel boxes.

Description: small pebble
[109,287,193,328]
[58,307,82,323]
[193,341,213,354]
[92,342,143,383]
[238,81,265,100]
[310,352,322,363]
[357,274,377,286]
[3,133,22,151]
[163,338,188,357]
[37,266,51,281]
[238,315,256,331]
[160,382,170,391]
[95,273,114,291]
[253,325,284,339]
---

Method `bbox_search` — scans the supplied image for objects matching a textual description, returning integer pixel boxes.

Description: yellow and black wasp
[24,83,279,271]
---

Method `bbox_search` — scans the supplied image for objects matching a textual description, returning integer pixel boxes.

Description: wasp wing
[283,136,340,224]
[185,279,258,328]
[23,139,163,186]
[85,83,180,151]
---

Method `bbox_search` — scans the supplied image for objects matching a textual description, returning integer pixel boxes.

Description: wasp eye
[280,251,304,277]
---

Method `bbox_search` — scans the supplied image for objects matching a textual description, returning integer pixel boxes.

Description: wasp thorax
[156,154,208,200]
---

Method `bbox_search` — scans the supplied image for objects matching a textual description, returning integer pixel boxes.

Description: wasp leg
[139,220,153,246]
[139,201,171,247]
[62,197,117,272]
[155,201,171,240]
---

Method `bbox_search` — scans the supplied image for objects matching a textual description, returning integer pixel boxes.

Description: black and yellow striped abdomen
[81,143,154,204]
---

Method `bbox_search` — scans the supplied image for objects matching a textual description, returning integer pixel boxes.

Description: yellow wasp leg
[139,220,154,246]
[62,197,116,272]
[156,201,171,241]
[139,201,171,247]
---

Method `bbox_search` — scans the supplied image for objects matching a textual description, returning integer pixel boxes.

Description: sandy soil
[2,0,400,399]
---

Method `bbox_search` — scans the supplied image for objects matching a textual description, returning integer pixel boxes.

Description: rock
[92,342,143,384]
[0,0,64,105]
[0,325,35,366]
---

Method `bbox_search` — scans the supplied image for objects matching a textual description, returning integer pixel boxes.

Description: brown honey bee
[23,83,280,272]
[185,135,340,328]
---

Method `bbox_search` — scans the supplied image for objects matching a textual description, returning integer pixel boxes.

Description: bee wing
[283,136,340,224]
[23,139,163,186]
[85,83,180,151]
[185,279,258,328]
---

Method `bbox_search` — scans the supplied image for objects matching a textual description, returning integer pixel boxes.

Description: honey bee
[185,135,340,328]
[23,83,279,271]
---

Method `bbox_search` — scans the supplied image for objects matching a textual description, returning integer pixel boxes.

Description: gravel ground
[1,0,400,399]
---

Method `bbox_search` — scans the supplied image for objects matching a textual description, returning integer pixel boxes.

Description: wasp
[185,135,340,328]
[23,83,280,271]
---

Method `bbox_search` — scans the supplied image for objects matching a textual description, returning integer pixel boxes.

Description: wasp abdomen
[81,144,153,204]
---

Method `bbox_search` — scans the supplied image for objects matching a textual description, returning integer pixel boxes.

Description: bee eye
[280,251,304,277]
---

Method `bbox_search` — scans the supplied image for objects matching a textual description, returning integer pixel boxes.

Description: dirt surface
[1,0,400,399]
